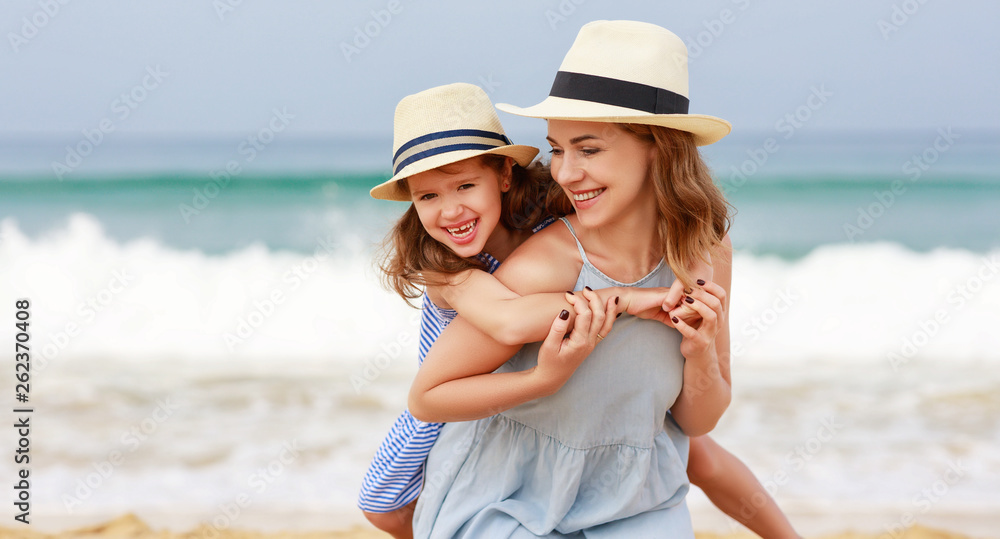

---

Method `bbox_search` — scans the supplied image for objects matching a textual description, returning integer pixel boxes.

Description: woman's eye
[581,148,601,156]
[548,148,563,156]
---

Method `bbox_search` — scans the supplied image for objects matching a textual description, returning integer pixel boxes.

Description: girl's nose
[441,197,464,219]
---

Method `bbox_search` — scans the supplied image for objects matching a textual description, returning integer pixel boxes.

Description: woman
[408,21,738,537]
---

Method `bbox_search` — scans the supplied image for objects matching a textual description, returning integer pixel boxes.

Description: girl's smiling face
[407,156,510,259]
[546,120,656,229]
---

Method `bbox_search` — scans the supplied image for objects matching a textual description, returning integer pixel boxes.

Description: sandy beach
[0,515,982,539]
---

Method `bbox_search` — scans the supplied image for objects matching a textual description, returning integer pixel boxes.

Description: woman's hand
[532,288,616,395]
[672,279,727,362]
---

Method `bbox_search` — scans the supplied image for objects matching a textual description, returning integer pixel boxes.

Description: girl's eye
[457,183,476,191]
[419,193,437,201]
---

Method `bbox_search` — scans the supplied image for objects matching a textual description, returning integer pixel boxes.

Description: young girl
[359,82,686,538]
[408,22,799,538]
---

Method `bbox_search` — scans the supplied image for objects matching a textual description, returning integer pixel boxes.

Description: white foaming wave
[730,243,1000,365]
[2,214,998,371]
[0,213,420,375]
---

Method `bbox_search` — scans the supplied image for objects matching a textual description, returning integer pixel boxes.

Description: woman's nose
[553,156,583,185]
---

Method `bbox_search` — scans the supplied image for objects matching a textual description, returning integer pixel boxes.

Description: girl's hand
[622,284,702,328]
[671,279,727,362]
[533,288,616,394]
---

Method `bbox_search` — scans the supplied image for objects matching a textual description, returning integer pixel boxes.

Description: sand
[0,514,980,539]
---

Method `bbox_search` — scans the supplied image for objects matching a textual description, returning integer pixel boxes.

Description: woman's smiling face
[407,156,509,259]
[546,120,656,229]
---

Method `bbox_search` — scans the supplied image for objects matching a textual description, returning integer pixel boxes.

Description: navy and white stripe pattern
[392,129,512,176]
[357,253,501,513]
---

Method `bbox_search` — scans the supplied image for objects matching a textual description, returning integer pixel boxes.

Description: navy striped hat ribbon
[392,129,512,176]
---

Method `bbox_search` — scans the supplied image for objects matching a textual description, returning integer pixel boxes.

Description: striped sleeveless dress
[357,253,501,513]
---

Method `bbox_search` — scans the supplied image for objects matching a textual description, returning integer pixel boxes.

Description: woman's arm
[408,289,615,422]
[669,235,733,437]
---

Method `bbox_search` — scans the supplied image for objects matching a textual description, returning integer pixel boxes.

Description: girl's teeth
[447,219,477,238]
[573,188,605,201]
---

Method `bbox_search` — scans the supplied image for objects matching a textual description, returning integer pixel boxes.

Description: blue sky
[2,0,998,140]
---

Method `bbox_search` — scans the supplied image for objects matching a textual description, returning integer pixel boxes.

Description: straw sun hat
[370,83,539,201]
[497,20,731,146]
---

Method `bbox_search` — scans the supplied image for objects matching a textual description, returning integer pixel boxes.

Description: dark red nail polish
[671,316,679,324]
[696,279,706,286]
[566,290,574,295]
[585,286,593,291]
[685,296,694,304]
[616,312,622,318]
[559,310,569,320]
[615,296,619,305]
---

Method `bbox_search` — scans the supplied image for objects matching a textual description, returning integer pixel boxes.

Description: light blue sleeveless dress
[413,218,693,538]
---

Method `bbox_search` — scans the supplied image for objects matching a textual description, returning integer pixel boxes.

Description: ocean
[1,130,998,533]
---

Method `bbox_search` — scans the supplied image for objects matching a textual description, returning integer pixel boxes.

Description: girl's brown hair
[377,155,554,305]
[618,124,733,287]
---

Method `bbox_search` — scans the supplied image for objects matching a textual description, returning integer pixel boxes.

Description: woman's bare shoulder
[494,219,582,294]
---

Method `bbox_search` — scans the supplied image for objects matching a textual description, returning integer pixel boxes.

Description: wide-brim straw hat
[370,83,539,201]
[497,20,731,146]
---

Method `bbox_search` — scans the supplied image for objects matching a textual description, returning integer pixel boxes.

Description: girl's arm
[436,269,697,346]
[408,289,615,422]
[669,235,734,437]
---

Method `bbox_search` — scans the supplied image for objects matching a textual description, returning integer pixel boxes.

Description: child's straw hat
[370,83,539,201]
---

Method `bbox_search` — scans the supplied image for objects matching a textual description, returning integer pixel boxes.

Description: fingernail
[616,312,622,318]
[696,279,706,286]
[671,316,679,324]
[685,296,695,304]
[566,290,574,295]
[584,286,593,291]
[615,296,619,305]
[559,310,569,320]
[683,287,693,294]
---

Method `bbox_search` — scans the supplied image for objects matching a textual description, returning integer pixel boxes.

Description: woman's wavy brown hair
[615,124,733,287]
[377,155,555,305]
